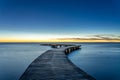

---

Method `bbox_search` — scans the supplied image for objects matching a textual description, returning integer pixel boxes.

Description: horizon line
[0,39,120,43]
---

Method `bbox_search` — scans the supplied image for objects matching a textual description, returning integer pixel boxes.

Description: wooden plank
[19,46,95,80]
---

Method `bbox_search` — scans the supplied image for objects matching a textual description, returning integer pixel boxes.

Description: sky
[0,0,120,42]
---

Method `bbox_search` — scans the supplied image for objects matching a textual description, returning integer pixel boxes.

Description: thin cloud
[56,34,120,40]
[92,34,120,40]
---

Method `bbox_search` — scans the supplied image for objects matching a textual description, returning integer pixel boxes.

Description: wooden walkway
[19,45,95,80]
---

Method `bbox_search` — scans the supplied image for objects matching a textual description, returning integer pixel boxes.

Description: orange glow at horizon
[0,38,120,42]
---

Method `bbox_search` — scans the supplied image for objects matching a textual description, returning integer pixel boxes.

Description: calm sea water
[0,43,120,80]
[68,43,120,80]
[0,43,50,80]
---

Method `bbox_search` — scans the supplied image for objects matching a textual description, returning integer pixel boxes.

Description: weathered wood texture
[19,46,95,80]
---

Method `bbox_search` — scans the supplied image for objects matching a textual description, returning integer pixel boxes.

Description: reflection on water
[68,43,120,80]
[0,43,50,80]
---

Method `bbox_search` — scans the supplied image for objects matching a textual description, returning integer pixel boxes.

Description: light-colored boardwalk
[19,46,95,80]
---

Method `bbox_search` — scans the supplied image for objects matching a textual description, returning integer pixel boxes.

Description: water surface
[68,43,120,80]
[0,43,50,80]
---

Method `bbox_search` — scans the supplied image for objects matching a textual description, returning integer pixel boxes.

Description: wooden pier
[19,44,95,80]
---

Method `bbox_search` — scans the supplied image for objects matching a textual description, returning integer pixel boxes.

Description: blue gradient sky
[0,0,120,40]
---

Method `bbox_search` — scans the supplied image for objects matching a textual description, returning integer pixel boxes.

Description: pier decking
[19,44,95,80]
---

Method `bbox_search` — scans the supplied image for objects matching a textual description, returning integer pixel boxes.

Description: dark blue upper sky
[0,0,120,38]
